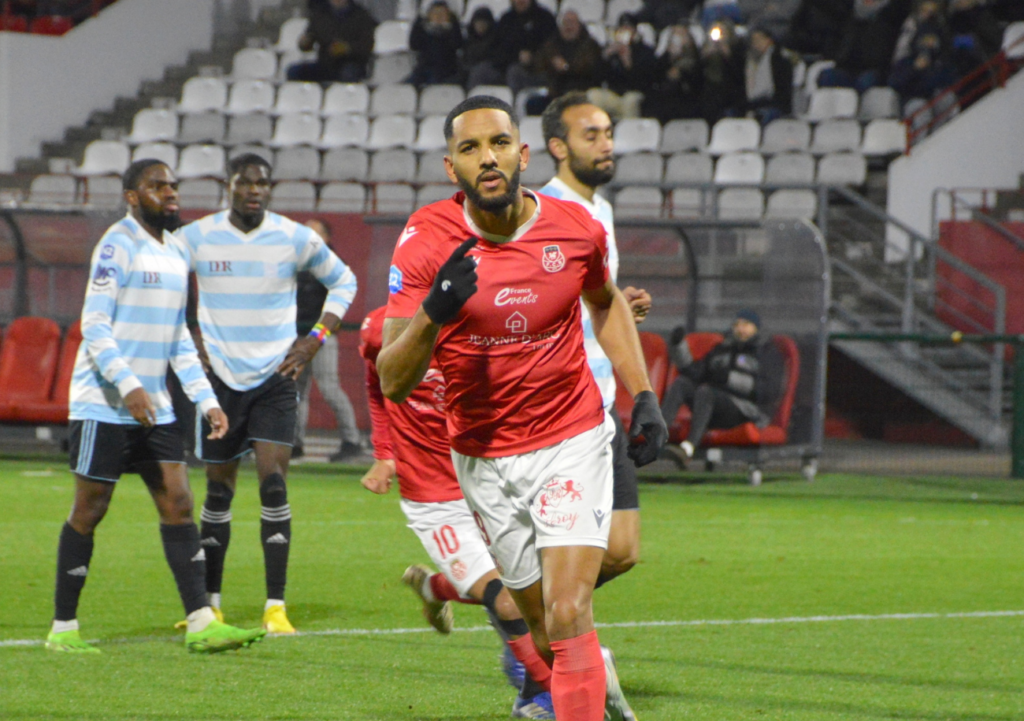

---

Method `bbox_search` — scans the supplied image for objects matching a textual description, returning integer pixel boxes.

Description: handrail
[931,187,1024,253]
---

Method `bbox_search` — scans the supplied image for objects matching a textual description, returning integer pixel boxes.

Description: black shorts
[198,372,298,463]
[68,419,185,483]
[610,412,640,511]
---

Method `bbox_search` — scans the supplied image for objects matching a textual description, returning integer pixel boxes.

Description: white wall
[886,70,1024,257]
[0,0,215,172]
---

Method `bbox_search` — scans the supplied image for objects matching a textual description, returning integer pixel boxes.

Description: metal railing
[931,187,1024,253]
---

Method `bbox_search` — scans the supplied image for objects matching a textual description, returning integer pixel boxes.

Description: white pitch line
[5,609,1023,649]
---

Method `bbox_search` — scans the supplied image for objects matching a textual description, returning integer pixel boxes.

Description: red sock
[550,630,606,721]
[508,635,553,691]
[428,573,478,604]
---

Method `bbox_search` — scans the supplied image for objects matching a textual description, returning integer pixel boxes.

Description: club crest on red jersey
[542,244,565,273]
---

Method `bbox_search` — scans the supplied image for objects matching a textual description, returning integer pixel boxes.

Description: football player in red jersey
[377,95,666,721]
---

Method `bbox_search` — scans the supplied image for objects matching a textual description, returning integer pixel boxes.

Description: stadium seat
[613,118,661,154]
[714,152,764,185]
[178,112,226,144]
[613,331,672,428]
[369,83,418,117]
[177,77,228,114]
[366,116,416,150]
[614,187,663,218]
[660,119,709,154]
[30,15,73,35]
[764,152,815,185]
[271,112,322,147]
[810,119,862,154]
[0,317,62,422]
[760,118,811,154]
[605,0,644,24]
[369,149,417,183]
[469,84,515,105]
[274,146,321,180]
[1002,22,1024,59]
[177,144,227,179]
[414,115,447,151]
[803,60,835,93]
[132,142,178,168]
[321,147,369,181]
[231,48,278,81]
[273,17,308,53]
[717,188,764,220]
[707,118,760,155]
[320,113,370,148]
[273,82,323,115]
[318,182,367,212]
[521,153,555,186]
[817,152,867,185]
[416,184,456,209]
[28,175,77,205]
[270,181,317,211]
[10,319,82,425]
[419,84,465,116]
[368,53,415,86]
[322,83,370,116]
[806,87,859,121]
[228,143,271,162]
[127,109,178,145]
[75,140,130,177]
[374,20,412,54]
[586,22,608,45]
[415,150,450,183]
[226,80,275,116]
[559,0,604,23]
[859,86,900,120]
[225,113,273,145]
[0,14,28,31]
[373,184,415,214]
[614,152,663,184]
[665,152,712,218]
[178,179,223,209]
[765,189,818,219]
[518,116,546,153]
[83,176,124,208]
[861,119,906,156]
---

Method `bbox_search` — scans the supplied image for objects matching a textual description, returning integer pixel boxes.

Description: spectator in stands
[889,0,955,102]
[462,6,504,88]
[642,24,704,122]
[698,19,747,124]
[37,0,95,23]
[660,310,784,462]
[407,0,464,86]
[637,0,701,30]
[590,12,660,119]
[702,0,744,27]
[531,10,603,105]
[494,0,559,92]
[785,0,852,59]
[946,0,1003,72]
[287,0,378,83]
[745,25,793,124]
[819,0,912,93]
[738,0,802,42]
[992,0,1024,22]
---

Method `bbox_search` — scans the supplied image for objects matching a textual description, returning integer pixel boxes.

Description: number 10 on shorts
[432,525,462,559]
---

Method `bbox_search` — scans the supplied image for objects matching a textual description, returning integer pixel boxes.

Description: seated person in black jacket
[661,309,784,460]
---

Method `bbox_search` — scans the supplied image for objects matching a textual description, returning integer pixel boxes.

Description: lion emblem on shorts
[450,559,467,581]
[536,478,583,530]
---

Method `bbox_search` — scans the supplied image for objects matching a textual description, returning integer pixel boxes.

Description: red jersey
[359,306,463,503]
[386,190,609,458]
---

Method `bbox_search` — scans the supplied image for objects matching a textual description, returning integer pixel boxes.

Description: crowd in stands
[284,0,1024,126]
[0,0,116,32]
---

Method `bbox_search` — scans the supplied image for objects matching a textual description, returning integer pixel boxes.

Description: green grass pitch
[2,459,1024,720]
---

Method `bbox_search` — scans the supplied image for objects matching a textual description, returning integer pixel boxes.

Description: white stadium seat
[369,84,418,117]
[271,113,322,147]
[225,113,273,145]
[274,82,323,115]
[861,119,906,156]
[226,80,275,116]
[559,0,604,23]
[132,142,178,168]
[28,174,77,205]
[127,109,178,144]
[177,77,228,114]
[231,48,278,81]
[613,118,661,154]
[321,148,369,181]
[717,188,764,220]
[764,152,815,185]
[366,115,416,149]
[604,0,644,24]
[369,149,417,183]
[614,152,663,184]
[318,182,367,212]
[419,84,465,116]
[1002,22,1024,59]
[416,150,450,183]
[274,17,308,53]
[521,153,555,186]
[177,144,226,179]
[714,151,764,185]
[75,140,130,176]
[228,144,271,162]
[707,118,760,155]
[374,20,412,54]
[179,112,225,144]
[368,53,415,86]
[320,114,370,148]
[803,60,835,93]
[664,152,713,185]
[859,86,900,121]
[84,176,124,208]
[760,118,811,154]
[270,181,317,211]
[817,152,867,185]
[415,115,447,151]
[810,119,862,154]
[518,116,545,153]
[373,184,415,214]
[469,84,514,105]
[178,179,223,209]
[660,119,709,154]
[614,187,663,218]
[274,146,320,180]
[322,83,370,116]
[416,184,457,209]
[766,189,818,219]
[806,87,859,121]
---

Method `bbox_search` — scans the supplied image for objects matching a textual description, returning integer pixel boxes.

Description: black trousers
[661,376,749,446]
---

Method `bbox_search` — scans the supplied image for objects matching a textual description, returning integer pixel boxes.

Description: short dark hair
[227,152,272,180]
[540,91,596,147]
[443,95,519,142]
[122,158,168,191]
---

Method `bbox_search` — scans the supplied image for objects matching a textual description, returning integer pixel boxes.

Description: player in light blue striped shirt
[179,153,358,633]
[49,160,265,655]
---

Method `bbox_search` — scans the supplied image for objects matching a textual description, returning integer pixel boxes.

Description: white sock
[681,441,694,458]
[420,576,436,602]
[186,606,216,634]
[208,592,221,609]
[51,619,78,634]
[265,599,285,611]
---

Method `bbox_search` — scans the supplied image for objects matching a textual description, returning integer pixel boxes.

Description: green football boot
[45,629,101,654]
[185,619,266,653]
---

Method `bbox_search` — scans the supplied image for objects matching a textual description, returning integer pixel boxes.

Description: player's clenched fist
[627,390,668,467]
[422,238,478,325]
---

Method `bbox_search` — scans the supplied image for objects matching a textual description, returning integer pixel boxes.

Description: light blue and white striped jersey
[539,177,619,409]
[180,211,357,391]
[69,214,219,425]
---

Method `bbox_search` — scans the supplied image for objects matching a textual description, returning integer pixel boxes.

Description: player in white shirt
[538,93,651,591]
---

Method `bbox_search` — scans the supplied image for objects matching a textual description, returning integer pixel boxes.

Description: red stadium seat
[30,15,73,35]
[614,331,673,429]
[667,332,723,442]
[13,320,82,424]
[0,317,62,422]
[0,15,29,32]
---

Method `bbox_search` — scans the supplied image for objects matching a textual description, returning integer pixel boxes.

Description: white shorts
[399,497,497,598]
[451,411,615,591]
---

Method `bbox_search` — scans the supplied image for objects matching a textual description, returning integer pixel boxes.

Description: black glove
[627,390,668,467]
[422,237,478,325]
[669,325,687,346]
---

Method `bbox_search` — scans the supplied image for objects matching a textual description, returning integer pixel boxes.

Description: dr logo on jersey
[542,244,565,273]
[389,265,403,294]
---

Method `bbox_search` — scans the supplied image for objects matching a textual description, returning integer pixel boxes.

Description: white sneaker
[680,441,694,459]
[602,646,638,721]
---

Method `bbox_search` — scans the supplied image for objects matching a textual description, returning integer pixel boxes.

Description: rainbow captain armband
[308,322,332,345]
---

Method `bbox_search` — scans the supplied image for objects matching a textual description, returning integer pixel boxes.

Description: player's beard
[141,205,181,232]
[458,166,522,213]
[568,148,615,188]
